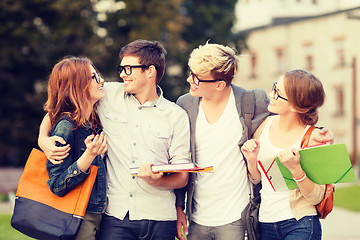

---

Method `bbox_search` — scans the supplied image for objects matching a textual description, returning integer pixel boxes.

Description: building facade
[233,0,360,165]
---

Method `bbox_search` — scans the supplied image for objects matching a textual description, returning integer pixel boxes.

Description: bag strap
[241,90,261,198]
[300,126,316,148]
[241,90,255,140]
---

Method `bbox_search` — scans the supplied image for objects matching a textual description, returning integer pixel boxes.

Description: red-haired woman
[44,57,107,240]
[241,69,326,240]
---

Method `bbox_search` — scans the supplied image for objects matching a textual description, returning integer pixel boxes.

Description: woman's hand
[241,139,261,183]
[277,148,303,177]
[84,131,107,157]
[77,132,107,172]
[241,139,260,166]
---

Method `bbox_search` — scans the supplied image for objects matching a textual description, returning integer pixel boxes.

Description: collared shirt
[97,82,191,221]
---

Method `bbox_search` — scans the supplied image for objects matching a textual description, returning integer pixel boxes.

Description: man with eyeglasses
[38,40,191,240]
[175,42,334,240]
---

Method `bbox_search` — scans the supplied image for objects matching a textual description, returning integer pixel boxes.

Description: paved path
[321,206,360,240]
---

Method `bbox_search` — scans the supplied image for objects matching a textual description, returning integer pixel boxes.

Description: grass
[334,183,360,212]
[0,214,33,240]
[1,183,358,240]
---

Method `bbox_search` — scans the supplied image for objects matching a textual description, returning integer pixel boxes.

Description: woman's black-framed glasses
[91,72,102,84]
[188,68,224,86]
[272,82,288,101]
[117,65,150,76]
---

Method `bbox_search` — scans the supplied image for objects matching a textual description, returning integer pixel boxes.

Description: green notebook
[275,143,356,190]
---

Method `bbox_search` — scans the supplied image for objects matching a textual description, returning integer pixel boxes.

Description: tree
[183,0,238,46]
[0,0,100,166]
[0,0,240,166]
[169,0,240,99]
[94,0,190,100]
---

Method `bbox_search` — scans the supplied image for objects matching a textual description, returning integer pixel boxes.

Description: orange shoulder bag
[301,126,334,219]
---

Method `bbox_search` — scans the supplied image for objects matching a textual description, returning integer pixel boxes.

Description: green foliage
[334,183,360,212]
[0,0,100,166]
[0,0,239,166]
[0,194,8,202]
[183,0,238,48]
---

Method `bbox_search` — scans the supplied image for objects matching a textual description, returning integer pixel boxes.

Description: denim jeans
[98,213,176,240]
[260,216,321,240]
[187,219,244,240]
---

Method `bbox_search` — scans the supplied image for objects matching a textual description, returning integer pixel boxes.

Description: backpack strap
[301,126,316,148]
[241,90,261,194]
[241,90,256,139]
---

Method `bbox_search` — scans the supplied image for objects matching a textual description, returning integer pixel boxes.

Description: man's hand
[176,206,188,240]
[41,136,70,164]
[38,113,69,164]
[137,163,164,186]
[310,127,334,146]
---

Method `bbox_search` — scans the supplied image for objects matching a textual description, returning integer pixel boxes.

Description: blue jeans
[260,216,322,240]
[187,219,244,240]
[98,213,176,240]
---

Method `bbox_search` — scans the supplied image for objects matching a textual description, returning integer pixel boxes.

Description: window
[336,47,345,67]
[334,86,345,117]
[334,37,346,68]
[275,48,285,74]
[306,55,313,71]
[303,42,314,71]
[250,52,257,78]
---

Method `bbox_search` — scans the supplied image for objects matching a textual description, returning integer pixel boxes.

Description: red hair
[44,56,100,130]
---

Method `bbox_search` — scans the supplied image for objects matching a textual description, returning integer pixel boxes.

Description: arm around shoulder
[251,89,271,135]
[38,114,70,163]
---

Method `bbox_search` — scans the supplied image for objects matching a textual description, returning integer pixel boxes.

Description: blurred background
[0,0,241,169]
[1,0,359,169]
[1,0,359,183]
[1,0,360,239]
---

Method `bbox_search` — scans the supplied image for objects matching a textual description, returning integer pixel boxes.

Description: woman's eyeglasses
[272,82,288,101]
[91,72,102,84]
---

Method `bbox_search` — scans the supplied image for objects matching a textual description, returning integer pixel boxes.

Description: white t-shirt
[257,116,310,223]
[192,89,249,226]
[97,82,191,221]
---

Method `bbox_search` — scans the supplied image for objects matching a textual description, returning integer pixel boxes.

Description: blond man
[175,43,333,240]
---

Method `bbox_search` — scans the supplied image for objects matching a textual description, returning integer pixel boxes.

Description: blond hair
[188,42,239,85]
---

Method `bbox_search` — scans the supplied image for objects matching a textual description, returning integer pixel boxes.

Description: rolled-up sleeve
[303,183,326,205]
[46,120,89,197]
[169,109,191,165]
